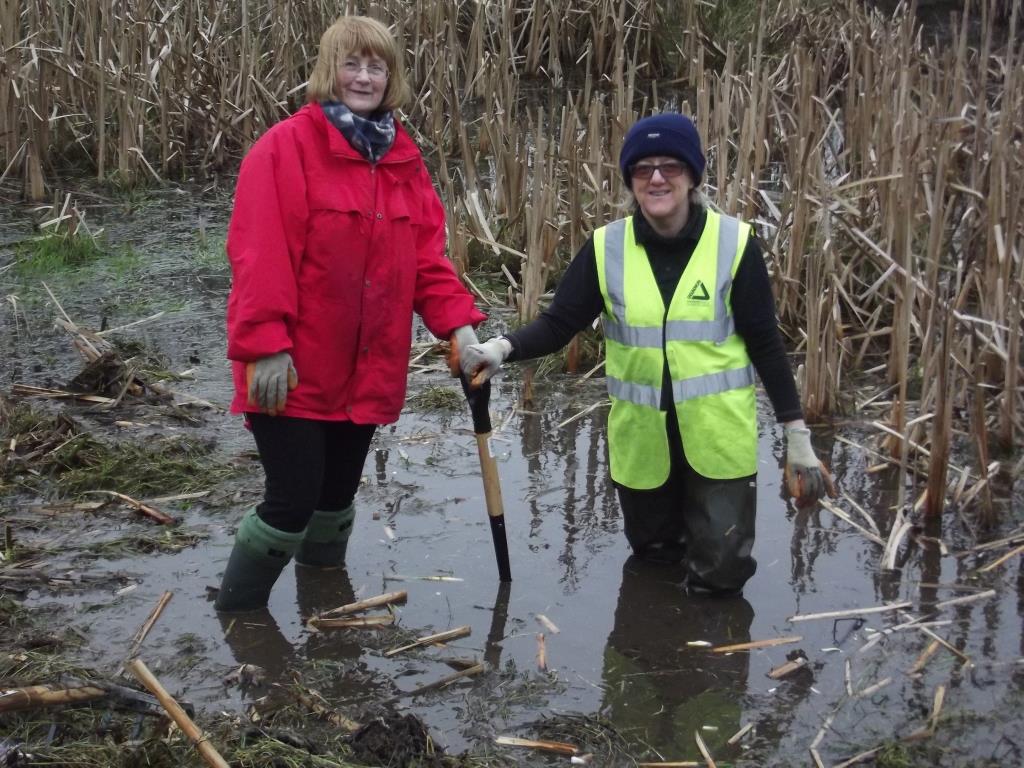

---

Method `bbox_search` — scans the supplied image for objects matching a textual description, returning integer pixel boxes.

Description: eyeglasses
[630,160,688,180]
[341,59,389,81]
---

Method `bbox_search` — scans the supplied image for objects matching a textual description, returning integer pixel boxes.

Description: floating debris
[536,613,560,633]
[384,626,471,657]
[711,635,802,653]
[308,614,395,630]
[317,590,407,618]
[788,602,912,623]
[495,735,579,756]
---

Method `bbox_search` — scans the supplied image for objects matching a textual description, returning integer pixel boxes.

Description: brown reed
[1,0,1020,523]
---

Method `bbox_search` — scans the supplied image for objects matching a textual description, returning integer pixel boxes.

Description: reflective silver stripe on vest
[604,321,662,347]
[603,213,742,346]
[607,376,661,408]
[604,218,628,320]
[671,365,755,402]
[664,316,735,341]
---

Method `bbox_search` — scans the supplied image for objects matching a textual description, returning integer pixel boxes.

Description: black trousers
[247,414,376,533]
[615,415,757,593]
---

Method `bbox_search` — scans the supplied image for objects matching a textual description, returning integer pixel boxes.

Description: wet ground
[1,181,1022,766]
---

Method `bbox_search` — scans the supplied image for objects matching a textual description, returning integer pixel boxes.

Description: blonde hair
[305,16,408,111]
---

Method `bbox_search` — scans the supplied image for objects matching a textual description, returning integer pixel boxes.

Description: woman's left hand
[783,423,836,507]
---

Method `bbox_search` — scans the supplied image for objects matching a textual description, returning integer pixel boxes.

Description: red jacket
[226,104,486,424]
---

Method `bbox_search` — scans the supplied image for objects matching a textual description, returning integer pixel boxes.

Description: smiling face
[335,52,389,116]
[630,155,695,236]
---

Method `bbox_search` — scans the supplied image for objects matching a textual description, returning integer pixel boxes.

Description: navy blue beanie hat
[619,113,705,186]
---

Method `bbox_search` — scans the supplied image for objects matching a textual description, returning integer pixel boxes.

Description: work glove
[451,325,479,360]
[246,352,298,416]
[783,422,837,508]
[461,336,512,383]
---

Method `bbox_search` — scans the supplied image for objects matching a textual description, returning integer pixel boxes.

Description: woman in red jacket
[216,15,486,612]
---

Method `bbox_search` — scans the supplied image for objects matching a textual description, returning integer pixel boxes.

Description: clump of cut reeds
[51,433,232,499]
[0,399,235,499]
[78,528,207,559]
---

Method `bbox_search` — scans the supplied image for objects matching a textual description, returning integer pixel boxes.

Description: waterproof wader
[617,417,756,593]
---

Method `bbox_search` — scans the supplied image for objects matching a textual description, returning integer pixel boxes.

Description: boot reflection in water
[219,609,295,692]
[295,563,365,663]
[600,556,754,758]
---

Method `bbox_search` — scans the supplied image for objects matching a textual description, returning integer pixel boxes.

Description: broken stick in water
[384,625,471,657]
[768,657,808,679]
[128,659,229,768]
[319,589,407,618]
[788,602,911,623]
[308,614,395,630]
[495,736,578,756]
[389,662,486,701]
[118,591,172,675]
[711,636,802,653]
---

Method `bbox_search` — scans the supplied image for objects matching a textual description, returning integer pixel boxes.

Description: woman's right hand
[246,352,298,415]
[461,337,512,383]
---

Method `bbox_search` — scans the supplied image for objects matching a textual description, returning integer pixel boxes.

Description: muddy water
[1,184,1022,766]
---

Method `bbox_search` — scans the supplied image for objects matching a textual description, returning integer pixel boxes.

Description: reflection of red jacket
[226,103,485,424]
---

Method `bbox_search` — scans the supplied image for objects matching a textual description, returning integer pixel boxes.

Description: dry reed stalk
[4,0,1021,528]
[128,659,230,768]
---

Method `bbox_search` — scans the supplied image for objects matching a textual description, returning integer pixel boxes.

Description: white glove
[451,324,479,353]
[784,421,836,507]
[461,337,512,382]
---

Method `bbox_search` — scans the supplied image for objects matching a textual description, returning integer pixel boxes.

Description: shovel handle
[451,335,511,582]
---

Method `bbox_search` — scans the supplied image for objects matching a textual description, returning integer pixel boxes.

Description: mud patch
[349,712,448,767]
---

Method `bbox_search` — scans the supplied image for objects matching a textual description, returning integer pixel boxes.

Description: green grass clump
[15,230,105,276]
[407,386,463,411]
[875,741,914,768]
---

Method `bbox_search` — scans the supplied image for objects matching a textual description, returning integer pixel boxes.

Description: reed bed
[2,0,1021,523]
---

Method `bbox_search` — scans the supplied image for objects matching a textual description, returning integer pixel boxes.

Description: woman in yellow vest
[462,113,834,596]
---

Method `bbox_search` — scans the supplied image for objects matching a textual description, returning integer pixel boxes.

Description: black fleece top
[504,205,803,423]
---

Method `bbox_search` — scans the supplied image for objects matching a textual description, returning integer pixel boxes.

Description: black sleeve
[732,235,804,423]
[505,238,605,362]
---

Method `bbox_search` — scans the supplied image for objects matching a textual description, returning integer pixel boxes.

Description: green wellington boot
[215,510,305,613]
[295,504,355,568]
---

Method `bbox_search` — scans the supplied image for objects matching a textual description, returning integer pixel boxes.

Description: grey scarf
[320,101,396,163]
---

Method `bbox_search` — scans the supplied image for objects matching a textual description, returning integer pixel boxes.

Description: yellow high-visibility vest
[594,210,758,487]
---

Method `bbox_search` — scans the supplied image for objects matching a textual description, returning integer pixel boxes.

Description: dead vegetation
[0,397,232,501]
[4,0,1019,527]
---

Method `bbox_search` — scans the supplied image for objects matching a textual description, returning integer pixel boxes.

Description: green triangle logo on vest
[687,280,710,301]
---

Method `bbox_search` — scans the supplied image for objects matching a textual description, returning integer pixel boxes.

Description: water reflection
[220,566,364,689]
[599,556,753,759]
[484,581,512,670]
[219,609,294,689]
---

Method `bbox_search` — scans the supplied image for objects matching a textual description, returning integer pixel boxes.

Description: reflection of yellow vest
[595,211,757,487]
